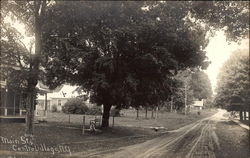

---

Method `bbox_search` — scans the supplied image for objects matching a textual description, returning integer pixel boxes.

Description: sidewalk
[232,119,249,130]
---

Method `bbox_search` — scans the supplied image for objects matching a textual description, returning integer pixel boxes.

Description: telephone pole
[184,83,187,115]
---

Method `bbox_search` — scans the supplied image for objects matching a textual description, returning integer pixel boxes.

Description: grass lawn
[0,108,217,158]
[46,108,217,130]
[215,121,250,158]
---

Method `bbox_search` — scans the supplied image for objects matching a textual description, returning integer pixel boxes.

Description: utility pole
[170,96,173,112]
[184,82,187,115]
[170,75,174,113]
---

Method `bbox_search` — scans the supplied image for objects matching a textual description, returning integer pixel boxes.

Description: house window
[58,100,61,106]
[39,100,45,107]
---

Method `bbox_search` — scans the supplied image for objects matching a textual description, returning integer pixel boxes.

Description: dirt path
[72,109,227,158]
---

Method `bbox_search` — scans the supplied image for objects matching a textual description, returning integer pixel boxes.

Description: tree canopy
[214,49,249,112]
[41,1,211,127]
[190,1,249,42]
[0,11,30,93]
[190,71,213,100]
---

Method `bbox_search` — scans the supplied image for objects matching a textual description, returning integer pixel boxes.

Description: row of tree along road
[214,49,249,121]
[1,1,249,135]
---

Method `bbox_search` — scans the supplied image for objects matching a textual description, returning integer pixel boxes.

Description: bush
[110,107,121,117]
[86,106,102,115]
[62,98,89,114]
[51,104,57,112]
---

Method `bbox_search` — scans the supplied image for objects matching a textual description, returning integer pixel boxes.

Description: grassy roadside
[214,120,250,158]
[0,108,217,158]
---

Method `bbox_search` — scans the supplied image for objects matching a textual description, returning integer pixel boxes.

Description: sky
[204,31,249,94]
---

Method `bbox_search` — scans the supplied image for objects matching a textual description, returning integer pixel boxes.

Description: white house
[35,84,89,117]
[191,99,204,110]
[48,85,80,111]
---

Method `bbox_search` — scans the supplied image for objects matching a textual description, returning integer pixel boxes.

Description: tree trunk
[136,108,139,119]
[25,0,44,136]
[248,107,250,120]
[170,96,173,112]
[151,108,154,119]
[243,111,246,120]
[145,106,148,119]
[102,104,111,128]
[25,90,35,135]
[239,110,243,121]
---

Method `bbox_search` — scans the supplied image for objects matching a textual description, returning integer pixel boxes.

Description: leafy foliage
[191,1,249,41]
[42,2,209,105]
[171,70,194,110]
[40,1,248,126]
[1,15,30,93]
[86,106,102,115]
[170,69,212,110]
[62,98,89,114]
[214,49,249,111]
[190,71,213,100]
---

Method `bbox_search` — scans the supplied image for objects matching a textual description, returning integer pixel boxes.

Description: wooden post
[155,106,159,119]
[13,93,16,115]
[136,108,139,119]
[19,94,22,116]
[69,114,70,123]
[45,93,47,117]
[243,111,246,120]
[239,110,243,121]
[4,89,8,116]
[170,96,173,112]
[99,116,101,127]
[112,116,115,127]
[4,108,7,116]
[184,83,187,115]
[82,115,85,134]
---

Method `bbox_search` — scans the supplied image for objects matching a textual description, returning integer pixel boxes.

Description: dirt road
[82,109,233,158]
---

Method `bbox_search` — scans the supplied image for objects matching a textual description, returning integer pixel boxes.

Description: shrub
[110,107,121,117]
[86,106,102,115]
[51,104,57,112]
[62,98,89,114]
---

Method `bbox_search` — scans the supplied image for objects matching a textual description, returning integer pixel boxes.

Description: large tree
[214,49,249,120]
[42,1,210,127]
[1,0,51,135]
[190,71,213,100]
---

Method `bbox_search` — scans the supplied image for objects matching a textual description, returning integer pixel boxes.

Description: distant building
[191,99,204,110]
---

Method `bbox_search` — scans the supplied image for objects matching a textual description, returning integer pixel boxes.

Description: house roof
[36,82,51,94]
[47,85,79,99]
[52,85,64,93]
[37,84,85,100]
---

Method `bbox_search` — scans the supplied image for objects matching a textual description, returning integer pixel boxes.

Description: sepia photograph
[0,1,249,158]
